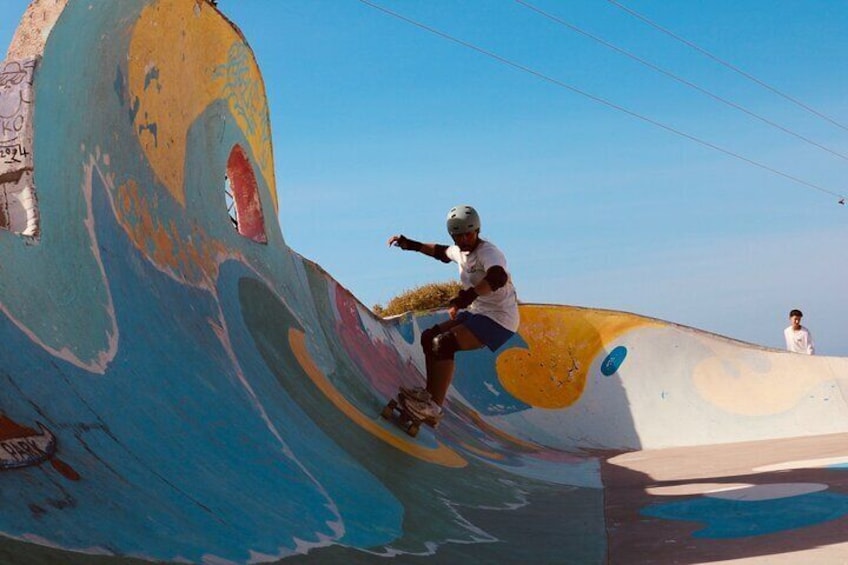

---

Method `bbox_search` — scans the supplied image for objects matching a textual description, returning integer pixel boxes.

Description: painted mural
[0,57,37,236]
[1,1,848,563]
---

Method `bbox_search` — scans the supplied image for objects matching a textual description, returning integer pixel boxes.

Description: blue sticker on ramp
[601,346,627,376]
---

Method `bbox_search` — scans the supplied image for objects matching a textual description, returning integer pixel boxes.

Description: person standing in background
[784,309,815,355]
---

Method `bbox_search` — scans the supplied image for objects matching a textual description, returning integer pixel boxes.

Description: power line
[356,0,847,204]
[607,0,848,133]
[516,0,848,163]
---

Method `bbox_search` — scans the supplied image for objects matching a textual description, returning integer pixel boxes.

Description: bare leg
[427,359,454,406]
[425,323,484,406]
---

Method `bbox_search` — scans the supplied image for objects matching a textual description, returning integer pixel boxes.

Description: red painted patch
[0,415,37,439]
[50,458,81,481]
[227,144,267,243]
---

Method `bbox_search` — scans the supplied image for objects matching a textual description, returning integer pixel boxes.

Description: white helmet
[446,205,481,236]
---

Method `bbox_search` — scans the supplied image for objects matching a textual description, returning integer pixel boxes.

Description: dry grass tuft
[373,280,462,317]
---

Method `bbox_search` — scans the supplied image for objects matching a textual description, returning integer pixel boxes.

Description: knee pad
[432,331,459,361]
[420,324,441,355]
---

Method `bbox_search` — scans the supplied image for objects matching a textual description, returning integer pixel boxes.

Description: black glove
[396,235,423,251]
[450,287,478,310]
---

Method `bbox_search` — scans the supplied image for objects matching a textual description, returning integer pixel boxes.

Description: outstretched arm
[387,235,450,262]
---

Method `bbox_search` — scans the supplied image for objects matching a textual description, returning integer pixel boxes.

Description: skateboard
[380,389,439,437]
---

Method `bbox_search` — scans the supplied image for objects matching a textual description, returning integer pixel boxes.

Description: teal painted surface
[4,1,848,563]
[642,492,848,539]
[0,1,605,562]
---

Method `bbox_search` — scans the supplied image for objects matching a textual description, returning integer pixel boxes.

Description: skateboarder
[387,204,519,422]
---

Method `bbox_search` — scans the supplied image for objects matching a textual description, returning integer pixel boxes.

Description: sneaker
[399,385,431,403]
[403,397,443,423]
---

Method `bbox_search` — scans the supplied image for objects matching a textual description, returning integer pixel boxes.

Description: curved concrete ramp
[2,1,848,563]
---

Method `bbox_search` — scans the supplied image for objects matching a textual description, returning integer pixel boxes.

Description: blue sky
[4,1,848,354]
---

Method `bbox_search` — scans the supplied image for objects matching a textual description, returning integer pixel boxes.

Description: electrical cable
[356,0,847,204]
[516,0,848,163]
[607,0,848,133]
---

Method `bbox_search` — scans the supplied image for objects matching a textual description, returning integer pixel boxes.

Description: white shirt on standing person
[784,309,815,355]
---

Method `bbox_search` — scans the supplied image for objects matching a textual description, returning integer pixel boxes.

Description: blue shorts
[456,311,515,351]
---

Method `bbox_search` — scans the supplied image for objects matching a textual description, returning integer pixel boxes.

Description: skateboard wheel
[407,423,420,437]
[381,404,393,420]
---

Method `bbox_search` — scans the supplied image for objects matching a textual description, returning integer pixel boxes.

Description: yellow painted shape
[692,344,832,416]
[127,0,277,210]
[288,329,467,468]
[496,305,659,409]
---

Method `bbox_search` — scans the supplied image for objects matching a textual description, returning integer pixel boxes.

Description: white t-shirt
[445,240,519,332]
[784,325,815,355]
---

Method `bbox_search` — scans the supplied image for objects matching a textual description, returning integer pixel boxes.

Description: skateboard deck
[380,389,439,437]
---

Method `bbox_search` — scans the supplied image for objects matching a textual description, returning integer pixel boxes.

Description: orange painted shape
[113,177,226,288]
[496,305,659,409]
[288,329,467,468]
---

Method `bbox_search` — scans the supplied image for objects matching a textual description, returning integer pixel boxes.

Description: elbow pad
[450,288,478,310]
[484,266,509,291]
[433,244,450,263]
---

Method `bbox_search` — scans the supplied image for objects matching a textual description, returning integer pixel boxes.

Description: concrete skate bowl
[3,1,848,563]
